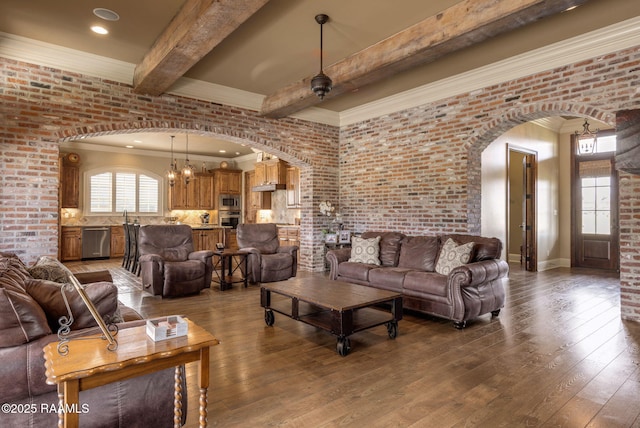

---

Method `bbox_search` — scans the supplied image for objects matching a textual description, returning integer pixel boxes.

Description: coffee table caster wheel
[264,309,274,326]
[336,337,351,357]
[386,321,398,339]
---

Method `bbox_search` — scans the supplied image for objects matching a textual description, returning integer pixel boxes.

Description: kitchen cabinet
[61,226,82,261]
[277,226,300,247]
[213,169,242,195]
[198,173,215,210]
[225,229,238,249]
[168,172,212,210]
[286,166,301,208]
[168,173,198,210]
[192,228,223,252]
[244,170,271,223]
[254,159,287,186]
[110,225,126,258]
[60,155,80,209]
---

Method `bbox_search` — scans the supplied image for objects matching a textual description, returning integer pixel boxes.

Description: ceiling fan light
[311,72,332,99]
[311,14,331,100]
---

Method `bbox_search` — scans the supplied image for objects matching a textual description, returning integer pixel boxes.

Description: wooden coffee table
[260,277,402,356]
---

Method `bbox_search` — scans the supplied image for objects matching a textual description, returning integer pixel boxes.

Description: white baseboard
[508,253,521,263]
[537,258,571,271]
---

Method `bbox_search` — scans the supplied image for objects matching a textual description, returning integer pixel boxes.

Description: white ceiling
[2,0,637,157]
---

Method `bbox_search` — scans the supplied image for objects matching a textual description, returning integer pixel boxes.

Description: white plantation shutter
[87,169,160,215]
[115,172,136,212]
[90,172,112,212]
[138,174,158,213]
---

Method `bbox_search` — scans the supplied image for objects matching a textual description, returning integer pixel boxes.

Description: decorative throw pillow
[27,256,73,283]
[24,279,119,332]
[435,238,475,275]
[349,236,381,265]
[0,288,51,348]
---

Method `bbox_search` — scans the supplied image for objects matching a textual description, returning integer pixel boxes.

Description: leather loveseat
[326,232,509,329]
[0,252,186,427]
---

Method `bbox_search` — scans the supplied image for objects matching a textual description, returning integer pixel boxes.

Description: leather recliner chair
[138,224,214,297]
[236,223,298,283]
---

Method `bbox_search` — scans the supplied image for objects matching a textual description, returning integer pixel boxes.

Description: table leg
[60,380,80,428]
[220,255,228,290]
[199,347,210,427]
[173,366,183,428]
[243,254,248,288]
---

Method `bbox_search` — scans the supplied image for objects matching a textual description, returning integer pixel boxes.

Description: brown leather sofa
[0,252,186,427]
[236,223,298,283]
[326,232,509,329]
[138,224,214,297]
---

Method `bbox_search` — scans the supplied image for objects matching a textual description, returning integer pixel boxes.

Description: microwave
[219,194,240,210]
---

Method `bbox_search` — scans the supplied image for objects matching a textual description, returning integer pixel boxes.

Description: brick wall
[340,46,640,322]
[2,45,640,321]
[0,58,339,271]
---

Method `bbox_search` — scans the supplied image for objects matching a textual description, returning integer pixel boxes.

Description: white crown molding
[0,32,136,84]
[2,16,640,129]
[339,16,640,126]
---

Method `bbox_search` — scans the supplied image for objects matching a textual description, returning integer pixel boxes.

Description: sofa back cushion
[361,232,405,266]
[440,234,503,261]
[397,236,440,271]
[25,279,119,331]
[0,288,51,348]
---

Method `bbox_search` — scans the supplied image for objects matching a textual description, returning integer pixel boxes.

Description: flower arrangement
[319,201,335,217]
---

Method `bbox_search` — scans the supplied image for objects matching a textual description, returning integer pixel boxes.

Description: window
[86,168,161,215]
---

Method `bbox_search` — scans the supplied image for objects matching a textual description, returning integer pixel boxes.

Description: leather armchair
[236,223,298,283]
[138,224,214,297]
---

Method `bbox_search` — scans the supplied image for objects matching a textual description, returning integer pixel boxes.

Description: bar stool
[122,223,131,269]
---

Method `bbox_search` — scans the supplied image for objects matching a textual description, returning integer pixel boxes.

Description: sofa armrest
[326,248,351,280]
[74,270,113,284]
[449,259,509,288]
[189,250,215,263]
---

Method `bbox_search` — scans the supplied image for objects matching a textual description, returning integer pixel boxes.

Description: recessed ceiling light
[93,8,120,21]
[133,140,142,143]
[235,152,240,155]
[125,145,134,149]
[219,150,226,153]
[91,25,109,35]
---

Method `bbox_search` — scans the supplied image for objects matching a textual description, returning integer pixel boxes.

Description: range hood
[252,183,286,192]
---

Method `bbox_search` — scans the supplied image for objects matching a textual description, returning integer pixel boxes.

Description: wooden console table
[43,319,218,428]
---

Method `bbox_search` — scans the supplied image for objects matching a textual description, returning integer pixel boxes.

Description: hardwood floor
[65,260,640,427]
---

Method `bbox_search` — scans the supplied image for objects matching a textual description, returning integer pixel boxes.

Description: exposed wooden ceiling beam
[260,0,589,119]
[133,0,269,96]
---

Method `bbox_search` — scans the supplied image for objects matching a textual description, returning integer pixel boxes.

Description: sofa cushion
[24,279,119,331]
[349,236,381,265]
[368,267,412,293]
[361,232,405,266]
[0,287,51,348]
[338,262,377,282]
[435,238,475,275]
[397,236,439,271]
[27,256,74,283]
[440,234,502,262]
[403,271,449,298]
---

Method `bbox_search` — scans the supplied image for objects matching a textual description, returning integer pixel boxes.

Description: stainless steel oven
[219,194,240,210]
[219,211,241,229]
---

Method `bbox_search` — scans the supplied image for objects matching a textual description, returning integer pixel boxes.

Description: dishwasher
[81,226,111,260]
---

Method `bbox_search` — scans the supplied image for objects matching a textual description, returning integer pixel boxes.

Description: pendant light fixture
[311,14,332,100]
[182,133,195,185]
[166,135,177,187]
[575,119,599,155]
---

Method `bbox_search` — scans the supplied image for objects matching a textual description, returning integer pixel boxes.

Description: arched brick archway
[465,103,615,235]
[56,120,330,271]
